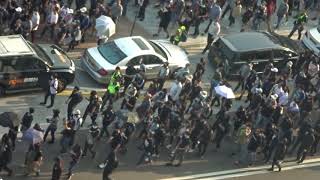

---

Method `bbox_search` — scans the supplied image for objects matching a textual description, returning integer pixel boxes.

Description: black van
[208,32,305,78]
[0,35,75,96]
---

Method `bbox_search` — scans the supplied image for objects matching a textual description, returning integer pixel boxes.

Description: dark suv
[208,31,305,78]
[0,35,75,96]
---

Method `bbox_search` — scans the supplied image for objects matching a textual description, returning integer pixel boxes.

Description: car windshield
[28,43,53,66]
[215,39,236,60]
[267,33,303,53]
[98,41,127,65]
[148,41,168,59]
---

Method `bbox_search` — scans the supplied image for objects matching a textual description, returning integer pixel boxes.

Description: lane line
[161,158,320,180]
[200,162,320,180]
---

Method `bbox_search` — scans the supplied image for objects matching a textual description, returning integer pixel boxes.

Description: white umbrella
[95,15,116,38]
[214,85,235,99]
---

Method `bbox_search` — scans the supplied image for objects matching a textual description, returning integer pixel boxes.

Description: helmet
[180,26,186,31]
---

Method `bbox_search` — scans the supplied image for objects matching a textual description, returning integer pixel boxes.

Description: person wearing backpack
[66,86,83,119]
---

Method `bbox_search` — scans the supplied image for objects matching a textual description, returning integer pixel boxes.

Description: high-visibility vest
[108,82,120,94]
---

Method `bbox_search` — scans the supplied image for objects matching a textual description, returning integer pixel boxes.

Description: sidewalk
[125,0,319,48]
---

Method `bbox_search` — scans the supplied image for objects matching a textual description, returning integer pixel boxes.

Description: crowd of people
[0,0,125,49]
[1,48,320,179]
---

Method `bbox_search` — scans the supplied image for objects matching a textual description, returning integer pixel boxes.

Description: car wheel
[0,86,5,97]
[57,78,67,93]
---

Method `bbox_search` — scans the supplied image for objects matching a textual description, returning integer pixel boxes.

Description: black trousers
[202,33,214,54]
[44,127,56,142]
[43,90,56,106]
[198,141,209,156]
[67,102,77,119]
[271,158,281,170]
[41,24,56,40]
[138,6,146,20]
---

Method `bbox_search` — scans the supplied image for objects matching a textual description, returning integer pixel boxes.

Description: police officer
[288,12,307,40]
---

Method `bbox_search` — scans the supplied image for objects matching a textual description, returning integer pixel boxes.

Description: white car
[302,26,320,56]
[81,36,190,84]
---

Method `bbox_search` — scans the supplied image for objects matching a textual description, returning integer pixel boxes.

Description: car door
[143,55,164,79]
[252,50,272,73]
[13,57,46,89]
[1,58,26,90]
[126,56,142,73]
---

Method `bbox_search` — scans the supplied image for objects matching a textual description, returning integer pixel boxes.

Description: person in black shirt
[103,150,118,180]
[198,121,212,158]
[51,156,62,180]
[268,138,288,172]
[297,130,315,163]
[0,134,13,176]
[82,90,98,126]
[67,144,82,180]
[65,86,83,119]
[166,131,191,167]
[193,58,206,83]
[21,107,35,132]
[123,64,137,95]
[99,106,116,139]
[153,5,171,38]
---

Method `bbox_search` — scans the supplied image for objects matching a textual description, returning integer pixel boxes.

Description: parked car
[302,26,320,56]
[81,36,190,84]
[0,35,75,96]
[208,31,304,78]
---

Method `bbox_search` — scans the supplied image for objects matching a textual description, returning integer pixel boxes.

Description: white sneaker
[98,163,106,169]
[188,149,194,153]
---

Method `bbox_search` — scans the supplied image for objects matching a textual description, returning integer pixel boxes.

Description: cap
[67,8,74,14]
[15,7,22,12]
[270,67,278,72]
[270,94,278,100]
[80,7,87,13]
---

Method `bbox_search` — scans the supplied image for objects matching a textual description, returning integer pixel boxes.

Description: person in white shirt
[168,80,182,102]
[157,62,170,90]
[202,21,220,54]
[40,6,59,40]
[40,74,59,108]
[31,8,40,43]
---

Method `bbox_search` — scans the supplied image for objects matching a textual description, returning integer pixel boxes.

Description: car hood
[38,44,73,69]
[87,47,115,69]
[153,40,189,66]
[309,28,320,44]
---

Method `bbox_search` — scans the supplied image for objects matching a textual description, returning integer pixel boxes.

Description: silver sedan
[81,36,190,84]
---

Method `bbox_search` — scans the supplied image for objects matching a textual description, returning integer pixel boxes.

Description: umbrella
[22,128,44,144]
[0,112,20,128]
[95,15,116,38]
[214,85,235,99]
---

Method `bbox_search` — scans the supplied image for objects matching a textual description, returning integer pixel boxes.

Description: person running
[67,144,82,180]
[103,150,119,180]
[288,11,307,40]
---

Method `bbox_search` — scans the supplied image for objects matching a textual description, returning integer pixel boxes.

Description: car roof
[0,35,35,57]
[221,32,283,52]
[114,36,155,57]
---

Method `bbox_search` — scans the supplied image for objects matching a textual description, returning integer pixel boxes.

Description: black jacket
[273,142,287,160]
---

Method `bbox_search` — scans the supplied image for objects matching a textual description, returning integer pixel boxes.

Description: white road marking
[161,158,320,180]
[200,162,320,180]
